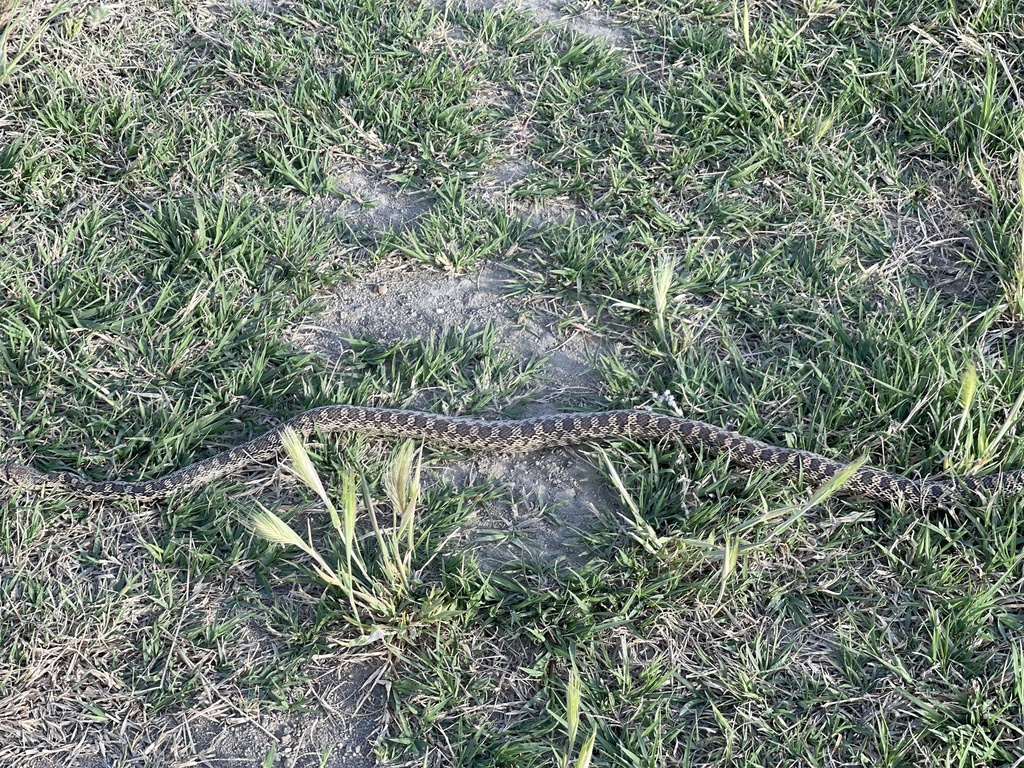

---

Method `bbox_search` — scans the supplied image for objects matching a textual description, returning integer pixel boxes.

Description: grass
[1,0,1024,765]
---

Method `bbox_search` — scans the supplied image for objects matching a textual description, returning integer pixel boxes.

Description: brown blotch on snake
[1,406,1020,508]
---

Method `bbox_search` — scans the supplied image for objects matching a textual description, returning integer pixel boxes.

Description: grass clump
[249,433,438,632]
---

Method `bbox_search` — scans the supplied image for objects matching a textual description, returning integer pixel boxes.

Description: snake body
[1,406,1019,508]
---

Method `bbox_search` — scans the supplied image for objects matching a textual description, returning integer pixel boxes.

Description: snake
[0,405,1019,508]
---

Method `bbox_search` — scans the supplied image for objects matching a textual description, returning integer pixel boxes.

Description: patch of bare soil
[458,0,632,45]
[192,661,387,768]
[318,167,435,232]
[877,187,987,302]
[297,261,601,404]
[439,450,618,569]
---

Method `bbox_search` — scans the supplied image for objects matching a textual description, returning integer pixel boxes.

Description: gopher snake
[1,406,1019,508]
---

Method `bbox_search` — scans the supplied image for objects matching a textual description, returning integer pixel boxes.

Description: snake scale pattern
[2,406,1020,508]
